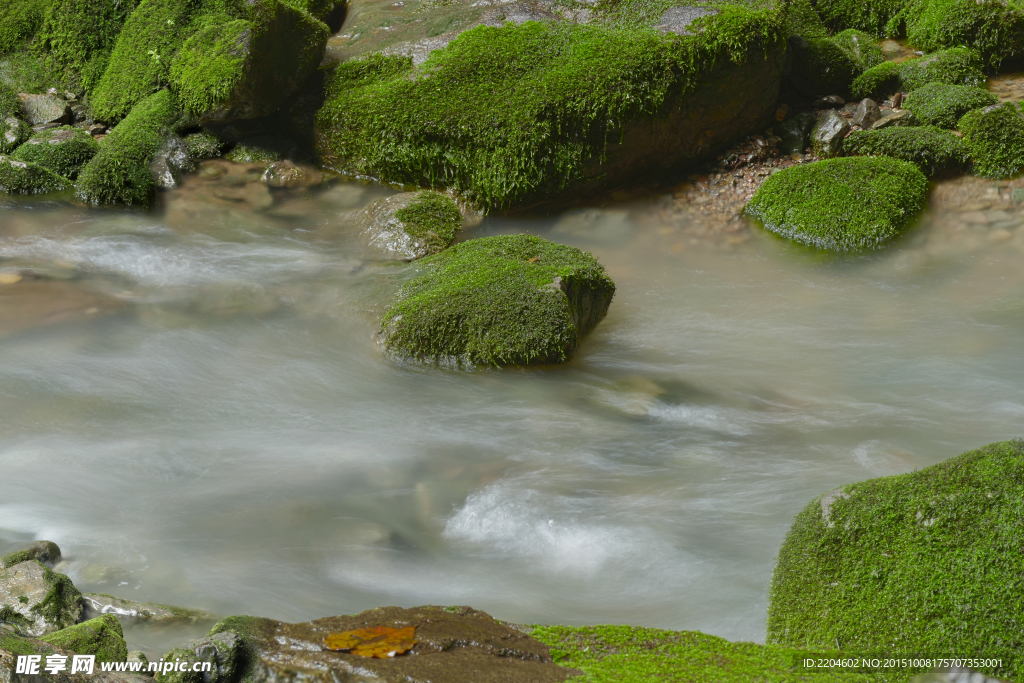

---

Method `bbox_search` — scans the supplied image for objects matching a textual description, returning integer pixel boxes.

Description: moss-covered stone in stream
[902,82,998,129]
[768,439,1024,681]
[0,0,50,56]
[12,125,99,178]
[743,157,928,251]
[903,0,1024,68]
[959,102,1024,179]
[844,126,969,177]
[39,614,128,662]
[183,131,227,160]
[0,154,70,193]
[394,191,462,256]
[531,625,873,682]
[379,234,615,367]
[30,564,83,632]
[36,0,141,92]
[851,47,985,99]
[76,88,180,206]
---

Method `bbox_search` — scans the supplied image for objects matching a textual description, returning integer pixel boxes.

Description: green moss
[207,615,277,683]
[902,82,997,129]
[183,131,227,159]
[316,3,786,211]
[169,18,249,117]
[154,647,202,683]
[0,154,70,193]
[29,564,82,631]
[784,0,828,38]
[809,0,907,35]
[0,81,19,117]
[794,29,883,96]
[12,125,99,177]
[0,604,31,630]
[36,0,141,92]
[851,47,984,99]
[744,157,928,251]
[532,625,875,682]
[224,136,293,163]
[394,191,462,255]
[844,126,969,177]
[379,234,615,366]
[0,0,50,56]
[0,49,68,94]
[76,88,180,205]
[40,614,128,662]
[768,440,1024,681]
[830,29,885,69]
[0,630,58,656]
[905,0,1024,68]
[959,101,1024,179]
[0,549,34,569]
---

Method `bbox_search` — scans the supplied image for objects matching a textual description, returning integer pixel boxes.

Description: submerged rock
[12,126,99,179]
[379,234,615,366]
[357,191,462,260]
[82,594,216,625]
[0,561,83,636]
[260,160,322,188]
[0,155,71,195]
[0,541,61,569]
[959,102,1024,179]
[149,136,194,190]
[744,156,928,251]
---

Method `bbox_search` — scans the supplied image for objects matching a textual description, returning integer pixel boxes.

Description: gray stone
[0,561,83,636]
[224,137,296,164]
[777,112,815,155]
[0,542,61,570]
[655,7,718,35]
[127,651,151,676]
[149,136,194,190]
[0,116,30,155]
[811,110,850,158]
[851,98,880,129]
[81,594,216,625]
[872,109,918,129]
[17,94,72,126]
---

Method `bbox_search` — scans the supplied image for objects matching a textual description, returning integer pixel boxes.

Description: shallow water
[1,164,1023,657]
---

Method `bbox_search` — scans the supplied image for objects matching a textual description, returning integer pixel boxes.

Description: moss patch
[12,125,99,177]
[904,0,1024,68]
[959,101,1024,179]
[0,81,19,117]
[767,440,1024,681]
[809,0,906,35]
[76,88,180,205]
[851,47,985,99]
[0,154,70,193]
[743,157,928,251]
[36,0,141,92]
[0,0,50,56]
[29,563,83,631]
[168,18,249,118]
[844,126,969,177]
[1,116,31,154]
[394,191,462,255]
[902,82,998,129]
[40,614,128,662]
[184,130,227,159]
[0,49,69,94]
[379,234,615,366]
[224,136,293,163]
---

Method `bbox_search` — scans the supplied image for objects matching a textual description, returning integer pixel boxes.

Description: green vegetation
[1,117,31,155]
[316,3,786,210]
[784,0,828,38]
[0,549,33,569]
[0,81,19,117]
[394,191,462,255]
[768,440,1024,681]
[76,88,179,206]
[379,234,615,366]
[959,102,1024,179]
[0,49,68,94]
[852,47,985,99]
[902,82,997,129]
[40,614,128,662]
[743,157,928,251]
[0,154,70,193]
[154,647,202,683]
[29,563,82,631]
[532,625,872,682]
[36,0,141,92]
[12,125,99,177]
[169,18,249,118]
[0,0,50,55]
[904,0,1024,68]
[810,0,906,35]
[844,126,969,176]
[225,136,293,163]
[184,130,227,159]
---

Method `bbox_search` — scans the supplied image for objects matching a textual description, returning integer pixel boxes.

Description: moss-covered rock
[36,0,140,92]
[358,191,462,260]
[183,130,227,160]
[959,102,1024,179]
[767,440,1024,681]
[1,115,30,154]
[39,614,128,662]
[0,81,19,117]
[0,561,82,636]
[809,0,906,35]
[379,234,615,366]
[12,125,99,178]
[0,542,61,570]
[76,88,180,206]
[905,0,1024,68]
[902,82,998,129]
[744,157,928,251]
[81,593,216,625]
[224,135,294,163]
[0,154,70,194]
[851,47,985,99]
[788,30,883,97]
[0,0,50,56]
[844,126,969,176]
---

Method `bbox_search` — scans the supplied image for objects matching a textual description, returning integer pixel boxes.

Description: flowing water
[1,159,1024,657]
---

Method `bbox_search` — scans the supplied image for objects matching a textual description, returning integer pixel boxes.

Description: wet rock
[851,98,880,129]
[39,615,128,663]
[261,160,322,188]
[357,191,462,260]
[225,137,296,164]
[154,632,238,683]
[0,155,72,195]
[0,560,83,636]
[82,594,216,625]
[777,112,815,155]
[12,126,100,179]
[1,116,31,154]
[211,184,274,211]
[0,542,62,569]
[127,651,150,675]
[811,110,849,158]
[149,137,194,191]
[812,95,844,108]
[183,132,228,161]
[206,606,577,683]
[871,110,917,130]
[18,94,72,126]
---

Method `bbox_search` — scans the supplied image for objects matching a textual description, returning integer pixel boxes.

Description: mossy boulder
[767,440,1024,681]
[224,135,294,163]
[0,0,50,56]
[0,542,61,570]
[844,126,969,177]
[902,82,998,129]
[852,47,985,99]
[788,29,884,97]
[379,234,615,366]
[1,115,31,154]
[76,88,180,206]
[36,0,140,92]
[959,102,1024,179]
[0,561,82,636]
[0,154,70,194]
[744,157,928,251]
[12,125,99,178]
[183,130,227,160]
[358,191,462,260]
[0,81,20,117]
[904,0,1024,68]
[39,614,128,663]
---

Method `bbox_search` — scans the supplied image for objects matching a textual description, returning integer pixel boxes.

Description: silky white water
[1,170,1022,655]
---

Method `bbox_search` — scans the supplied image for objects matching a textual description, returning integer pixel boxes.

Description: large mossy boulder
[852,47,985,99]
[902,83,998,129]
[844,126,969,177]
[787,29,884,97]
[767,440,1024,681]
[358,191,463,261]
[39,614,128,663]
[959,102,1024,179]
[317,2,788,211]
[0,0,51,56]
[743,157,928,251]
[12,125,99,178]
[0,561,82,637]
[35,0,140,91]
[379,234,615,367]
[0,154,70,194]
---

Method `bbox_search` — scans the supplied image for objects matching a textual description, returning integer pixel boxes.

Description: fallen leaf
[527,257,540,263]
[323,625,417,658]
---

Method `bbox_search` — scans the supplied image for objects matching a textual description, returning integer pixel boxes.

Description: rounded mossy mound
[0,154,70,194]
[852,47,985,99]
[903,82,998,129]
[394,191,462,256]
[905,0,1024,67]
[36,0,140,92]
[39,614,128,663]
[959,102,1024,179]
[12,125,99,178]
[379,234,615,367]
[790,30,883,97]
[743,157,928,251]
[767,440,1024,680]
[844,126,969,177]
[0,0,51,56]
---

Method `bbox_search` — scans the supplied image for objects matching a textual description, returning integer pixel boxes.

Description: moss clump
[844,126,969,176]
[317,4,787,211]
[852,47,985,99]
[744,157,928,251]
[784,0,828,38]
[0,81,19,117]
[904,0,1024,68]
[12,125,99,178]
[531,625,872,682]
[810,0,906,35]
[168,18,249,119]
[794,29,884,96]
[184,130,227,159]
[0,0,50,55]
[1,116,31,154]
[394,191,462,255]
[0,154,70,193]
[902,82,998,129]
[36,0,141,92]
[0,549,34,568]
[0,49,68,94]
[0,604,31,631]
[379,234,615,366]
[40,614,128,662]
[155,647,202,683]
[959,102,1024,179]
[76,88,180,206]
[768,440,1024,681]
[830,29,885,70]
[224,136,293,163]
[29,563,83,631]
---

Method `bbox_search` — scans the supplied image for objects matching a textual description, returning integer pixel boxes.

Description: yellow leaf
[323,625,417,658]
